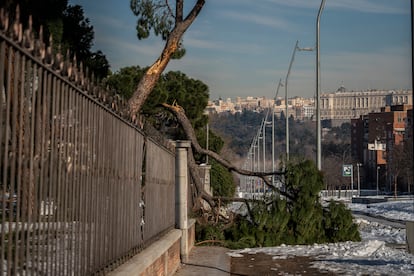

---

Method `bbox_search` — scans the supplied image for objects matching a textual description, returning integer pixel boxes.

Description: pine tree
[207,159,361,249]
[323,200,361,242]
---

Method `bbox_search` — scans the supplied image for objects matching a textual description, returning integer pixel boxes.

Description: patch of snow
[348,199,414,222]
[355,217,406,244]
[227,252,244,258]
[229,198,414,275]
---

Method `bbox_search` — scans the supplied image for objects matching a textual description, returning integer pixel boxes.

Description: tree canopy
[1,0,110,80]
[105,66,209,131]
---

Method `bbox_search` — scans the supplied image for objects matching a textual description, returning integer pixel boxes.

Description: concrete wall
[187,219,196,252]
[108,219,197,276]
[141,240,181,276]
[108,229,182,276]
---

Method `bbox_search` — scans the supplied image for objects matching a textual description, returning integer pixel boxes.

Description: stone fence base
[108,219,196,276]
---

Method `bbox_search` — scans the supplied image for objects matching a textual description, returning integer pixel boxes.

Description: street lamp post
[206,122,209,164]
[356,163,362,196]
[263,114,267,174]
[257,139,260,174]
[376,166,380,196]
[272,79,283,186]
[316,0,326,170]
[262,114,267,193]
[285,41,313,162]
[252,141,256,194]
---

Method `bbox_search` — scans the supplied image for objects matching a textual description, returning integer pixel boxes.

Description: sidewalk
[174,246,231,276]
[173,246,333,276]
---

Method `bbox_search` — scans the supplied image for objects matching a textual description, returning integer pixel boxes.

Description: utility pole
[285,41,313,162]
[206,123,209,164]
[316,0,326,170]
[357,163,361,197]
[377,166,380,196]
[272,79,283,186]
[263,113,268,193]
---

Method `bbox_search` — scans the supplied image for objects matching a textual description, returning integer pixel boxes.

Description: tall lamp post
[356,163,362,196]
[206,122,209,164]
[262,113,268,193]
[316,0,326,170]
[272,79,283,186]
[263,113,268,174]
[285,40,313,162]
[376,166,380,196]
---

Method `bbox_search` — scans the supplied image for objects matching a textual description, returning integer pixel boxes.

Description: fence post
[174,140,191,262]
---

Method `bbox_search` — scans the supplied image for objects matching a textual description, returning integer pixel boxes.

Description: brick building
[351,104,413,193]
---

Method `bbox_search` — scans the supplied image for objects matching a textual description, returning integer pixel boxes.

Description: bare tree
[322,156,342,191]
[388,143,412,196]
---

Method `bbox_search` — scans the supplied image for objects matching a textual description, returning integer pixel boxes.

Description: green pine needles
[196,159,361,249]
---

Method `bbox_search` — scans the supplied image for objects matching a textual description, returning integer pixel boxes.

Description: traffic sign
[342,165,352,177]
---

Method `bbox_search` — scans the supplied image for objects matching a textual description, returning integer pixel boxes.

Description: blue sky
[68,0,412,100]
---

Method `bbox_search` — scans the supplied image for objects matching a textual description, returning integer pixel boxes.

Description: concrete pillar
[174,140,191,262]
[407,221,414,254]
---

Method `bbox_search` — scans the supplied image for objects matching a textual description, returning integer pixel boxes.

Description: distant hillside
[209,110,351,167]
[209,111,266,158]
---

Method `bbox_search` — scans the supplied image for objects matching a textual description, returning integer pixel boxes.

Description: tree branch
[161,102,292,200]
[175,0,183,22]
[183,0,204,23]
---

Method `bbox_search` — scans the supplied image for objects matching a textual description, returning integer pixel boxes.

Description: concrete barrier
[108,229,182,276]
[407,221,414,254]
[108,218,197,276]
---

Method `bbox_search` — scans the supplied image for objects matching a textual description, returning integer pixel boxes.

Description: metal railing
[0,12,176,275]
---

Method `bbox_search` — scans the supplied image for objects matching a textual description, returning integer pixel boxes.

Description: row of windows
[321,110,359,117]
[393,96,409,104]
[321,96,387,109]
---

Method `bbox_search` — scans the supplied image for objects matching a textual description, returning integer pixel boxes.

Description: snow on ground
[229,198,414,275]
[348,198,414,222]
[348,199,414,246]
[355,217,406,244]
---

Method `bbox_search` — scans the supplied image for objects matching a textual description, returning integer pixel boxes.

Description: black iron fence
[0,10,175,275]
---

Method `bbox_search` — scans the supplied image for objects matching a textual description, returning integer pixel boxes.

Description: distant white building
[206,98,236,113]
[206,89,412,124]
[321,88,412,125]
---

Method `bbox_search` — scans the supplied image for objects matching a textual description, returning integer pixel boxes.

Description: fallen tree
[161,102,288,197]
[125,0,286,222]
[158,103,361,247]
[126,1,360,245]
